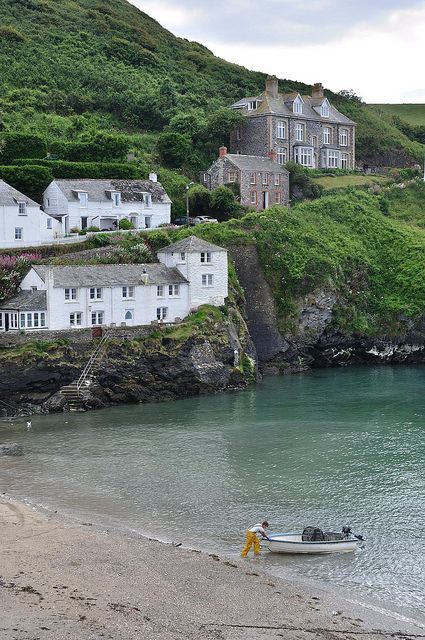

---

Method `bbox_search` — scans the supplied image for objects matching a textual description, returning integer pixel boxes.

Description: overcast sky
[129,0,425,103]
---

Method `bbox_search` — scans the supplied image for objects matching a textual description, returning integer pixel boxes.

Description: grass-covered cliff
[0,0,423,173]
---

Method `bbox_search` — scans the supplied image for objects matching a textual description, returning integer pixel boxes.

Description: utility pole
[186,182,194,225]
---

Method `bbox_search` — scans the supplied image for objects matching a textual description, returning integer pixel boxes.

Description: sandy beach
[1,499,425,640]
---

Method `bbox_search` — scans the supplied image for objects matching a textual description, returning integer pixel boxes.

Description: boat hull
[266,534,360,554]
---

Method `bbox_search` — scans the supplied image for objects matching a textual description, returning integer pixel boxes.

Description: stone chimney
[312,83,324,99]
[265,75,279,98]
[141,268,148,285]
[219,146,227,158]
[268,149,277,162]
[149,172,157,183]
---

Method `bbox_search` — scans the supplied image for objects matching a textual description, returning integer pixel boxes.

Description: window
[277,148,287,165]
[341,153,348,169]
[295,124,304,142]
[122,286,135,299]
[157,285,164,298]
[47,218,52,229]
[157,307,168,321]
[250,173,256,185]
[294,147,313,167]
[145,194,152,208]
[89,287,102,300]
[293,97,303,114]
[228,171,237,183]
[247,100,258,111]
[236,127,241,141]
[339,128,348,146]
[112,192,121,206]
[202,274,213,287]
[276,121,286,139]
[200,252,212,263]
[19,312,46,329]
[179,252,186,262]
[274,174,281,186]
[64,288,77,301]
[274,192,282,204]
[321,102,330,117]
[250,191,257,205]
[125,310,133,321]
[26,313,32,328]
[262,173,269,186]
[31,286,37,292]
[91,311,104,325]
[14,227,23,240]
[18,202,27,215]
[70,312,82,327]
[328,150,339,168]
[79,192,88,207]
[169,284,180,297]
[0,314,2,329]
[323,127,331,145]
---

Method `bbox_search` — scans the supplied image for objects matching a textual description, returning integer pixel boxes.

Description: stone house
[0,180,62,249]
[201,147,290,210]
[229,76,356,170]
[43,174,171,235]
[0,237,228,332]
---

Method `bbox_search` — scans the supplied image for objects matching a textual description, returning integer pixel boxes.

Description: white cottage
[0,237,228,332]
[43,175,171,234]
[0,180,62,249]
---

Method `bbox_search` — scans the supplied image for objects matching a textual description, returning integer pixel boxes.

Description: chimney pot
[219,146,227,158]
[149,172,157,183]
[312,82,324,99]
[268,149,277,162]
[265,75,279,99]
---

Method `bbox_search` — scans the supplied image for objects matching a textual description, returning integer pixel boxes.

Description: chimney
[312,82,324,99]
[149,172,157,183]
[265,75,279,99]
[219,146,227,158]
[268,149,277,162]
[141,268,148,285]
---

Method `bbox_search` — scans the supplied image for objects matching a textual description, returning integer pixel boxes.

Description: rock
[0,443,23,456]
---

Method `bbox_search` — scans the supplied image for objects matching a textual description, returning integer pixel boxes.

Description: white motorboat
[266,527,363,554]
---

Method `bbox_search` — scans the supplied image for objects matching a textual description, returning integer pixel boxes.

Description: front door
[4,313,9,332]
[81,216,88,230]
[144,216,152,229]
[262,191,269,209]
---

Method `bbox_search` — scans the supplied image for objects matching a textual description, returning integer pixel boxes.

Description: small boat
[266,526,364,554]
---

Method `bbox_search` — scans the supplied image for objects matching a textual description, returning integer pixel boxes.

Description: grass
[371,104,425,126]
[312,174,391,191]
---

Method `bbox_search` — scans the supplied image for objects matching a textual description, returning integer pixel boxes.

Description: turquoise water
[1,366,424,619]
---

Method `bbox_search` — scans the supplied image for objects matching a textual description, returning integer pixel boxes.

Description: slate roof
[158,236,226,254]
[0,290,47,311]
[0,180,40,207]
[224,154,289,174]
[231,92,355,125]
[32,264,188,287]
[52,179,171,204]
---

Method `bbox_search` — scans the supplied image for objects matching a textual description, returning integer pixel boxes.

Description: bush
[0,133,46,164]
[285,162,323,200]
[0,165,52,202]
[50,132,130,162]
[156,132,192,168]
[210,185,239,220]
[188,184,211,216]
[15,159,141,180]
[118,219,134,230]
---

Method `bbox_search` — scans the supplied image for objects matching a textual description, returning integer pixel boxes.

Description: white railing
[76,331,109,393]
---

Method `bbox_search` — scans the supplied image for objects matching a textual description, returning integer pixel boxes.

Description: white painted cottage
[0,180,62,249]
[43,175,171,234]
[0,237,228,332]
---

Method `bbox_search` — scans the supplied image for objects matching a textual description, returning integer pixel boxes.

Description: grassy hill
[0,0,423,171]
[371,104,425,127]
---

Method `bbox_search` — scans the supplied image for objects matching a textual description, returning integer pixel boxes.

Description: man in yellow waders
[241,521,269,557]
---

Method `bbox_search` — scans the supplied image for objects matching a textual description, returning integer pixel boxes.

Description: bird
[26,421,32,430]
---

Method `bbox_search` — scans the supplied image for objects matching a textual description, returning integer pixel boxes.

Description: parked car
[193,216,218,224]
[173,216,194,226]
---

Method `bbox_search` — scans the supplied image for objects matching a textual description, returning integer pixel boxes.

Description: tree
[188,184,211,216]
[285,162,323,201]
[156,132,192,168]
[210,185,239,221]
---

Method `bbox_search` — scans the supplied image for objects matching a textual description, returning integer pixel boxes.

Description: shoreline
[1,496,425,640]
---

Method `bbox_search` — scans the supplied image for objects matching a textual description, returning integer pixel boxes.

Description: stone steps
[59,381,87,412]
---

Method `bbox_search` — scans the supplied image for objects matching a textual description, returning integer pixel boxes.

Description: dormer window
[18,202,27,216]
[78,192,88,207]
[293,96,303,114]
[145,194,152,208]
[112,192,121,207]
[321,100,330,118]
[247,100,259,111]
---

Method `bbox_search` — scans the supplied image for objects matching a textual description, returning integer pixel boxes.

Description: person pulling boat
[241,520,269,557]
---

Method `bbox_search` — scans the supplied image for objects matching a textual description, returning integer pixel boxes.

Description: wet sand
[1,498,424,640]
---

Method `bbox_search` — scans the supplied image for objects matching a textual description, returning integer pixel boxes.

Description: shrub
[0,165,52,202]
[0,133,46,164]
[15,159,141,180]
[119,219,134,230]
[156,132,192,168]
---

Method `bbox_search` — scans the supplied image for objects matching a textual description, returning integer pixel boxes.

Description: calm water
[1,366,424,619]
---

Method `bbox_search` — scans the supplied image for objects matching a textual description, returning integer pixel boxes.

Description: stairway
[59,381,86,412]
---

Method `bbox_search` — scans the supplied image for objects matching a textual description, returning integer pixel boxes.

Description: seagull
[26,421,32,430]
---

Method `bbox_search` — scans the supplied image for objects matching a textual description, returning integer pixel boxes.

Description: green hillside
[371,104,425,126]
[0,0,423,171]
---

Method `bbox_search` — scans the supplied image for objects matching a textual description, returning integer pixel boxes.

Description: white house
[0,237,228,332]
[43,175,171,234]
[0,180,62,249]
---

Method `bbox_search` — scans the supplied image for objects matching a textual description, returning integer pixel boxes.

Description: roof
[0,290,46,311]
[231,92,355,125]
[158,236,226,254]
[224,154,289,174]
[32,264,188,287]
[0,180,40,207]
[51,179,171,204]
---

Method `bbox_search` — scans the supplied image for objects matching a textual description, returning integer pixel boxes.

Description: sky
[128,0,425,103]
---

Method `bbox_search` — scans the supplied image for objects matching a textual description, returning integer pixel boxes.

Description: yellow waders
[241,529,261,557]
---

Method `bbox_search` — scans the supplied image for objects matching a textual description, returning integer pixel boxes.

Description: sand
[1,498,424,640]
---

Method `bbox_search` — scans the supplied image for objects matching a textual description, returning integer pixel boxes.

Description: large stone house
[201,147,290,210]
[0,180,62,249]
[0,237,228,332]
[43,175,171,235]
[229,76,356,170]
